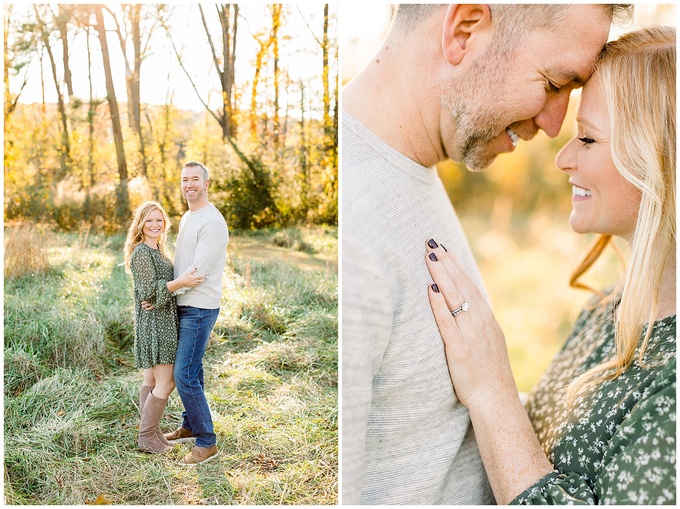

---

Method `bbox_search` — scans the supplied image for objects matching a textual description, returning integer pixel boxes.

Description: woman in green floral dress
[123,201,205,453]
[424,27,675,504]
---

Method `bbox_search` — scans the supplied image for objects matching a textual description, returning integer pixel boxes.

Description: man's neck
[343,35,448,168]
[188,199,210,212]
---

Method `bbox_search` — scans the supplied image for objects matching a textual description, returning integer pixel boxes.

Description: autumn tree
[106,4,159,177]
[54,4,75,100]
[32,5,72,179]
[4,5,33,121]
[93,4,129,220]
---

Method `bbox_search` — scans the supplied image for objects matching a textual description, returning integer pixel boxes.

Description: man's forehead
[182,167,203,178]
[542,6,610,80]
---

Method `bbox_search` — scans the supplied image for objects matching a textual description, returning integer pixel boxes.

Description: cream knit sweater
[342,113,494,505]
[174,203,229,309]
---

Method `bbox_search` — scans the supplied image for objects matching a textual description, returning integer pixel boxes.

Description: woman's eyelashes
[577,135,595,145]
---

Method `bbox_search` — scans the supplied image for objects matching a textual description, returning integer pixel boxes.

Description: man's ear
[442,4,491,66]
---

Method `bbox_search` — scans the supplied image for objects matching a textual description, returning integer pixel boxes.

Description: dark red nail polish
[431,283,440,293]
[427,239,438,249]
[429,253,438,261]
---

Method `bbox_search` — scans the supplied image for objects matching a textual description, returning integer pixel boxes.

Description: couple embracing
[123,161,229,466]
[343,4,675,505]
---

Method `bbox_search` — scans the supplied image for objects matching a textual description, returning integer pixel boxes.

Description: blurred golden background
[341,4,676,392]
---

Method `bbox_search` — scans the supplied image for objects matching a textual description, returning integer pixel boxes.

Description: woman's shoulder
[131,242,152,257]
[573,289,618,327]
[130,243,158,266]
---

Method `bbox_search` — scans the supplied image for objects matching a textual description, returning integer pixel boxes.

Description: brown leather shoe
[164,426,196,444]
[178,445,219,466]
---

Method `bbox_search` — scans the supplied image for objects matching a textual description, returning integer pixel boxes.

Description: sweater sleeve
[511,359,676,505]
[130,247,173,309]
[191,220,229,276]
[341,232,394,505]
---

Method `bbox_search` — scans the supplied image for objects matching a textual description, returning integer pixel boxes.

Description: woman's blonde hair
[123,201,172,272]
[567,26,676,403]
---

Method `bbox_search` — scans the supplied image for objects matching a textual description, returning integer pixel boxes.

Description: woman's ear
[442,4,492,66]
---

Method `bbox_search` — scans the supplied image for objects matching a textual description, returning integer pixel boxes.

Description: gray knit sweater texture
[341,113,494,505]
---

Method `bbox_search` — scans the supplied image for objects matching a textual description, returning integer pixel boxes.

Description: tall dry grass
[4,224,50,279]
[5,226,338,505]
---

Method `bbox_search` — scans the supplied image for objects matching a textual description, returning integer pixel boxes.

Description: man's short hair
[488,5,633,58]
[183,161,209,181]
[393,4,633,41]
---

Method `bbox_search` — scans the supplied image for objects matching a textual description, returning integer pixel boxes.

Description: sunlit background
[341,4,676,392]
[6,4,338,231]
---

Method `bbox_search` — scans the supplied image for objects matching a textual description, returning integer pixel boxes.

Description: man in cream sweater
[163,161,229,466]
[342,4,628,505]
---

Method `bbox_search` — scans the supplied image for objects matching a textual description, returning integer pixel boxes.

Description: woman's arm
[130,247,174,309]
[512,362,676,505]
[137,258,205,311]
[166,265,205,294]
[424,241,553,504]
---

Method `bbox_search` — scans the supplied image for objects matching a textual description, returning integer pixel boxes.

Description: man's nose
[534,91,571,138]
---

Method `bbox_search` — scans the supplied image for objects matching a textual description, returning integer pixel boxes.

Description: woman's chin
[568,216,589,235]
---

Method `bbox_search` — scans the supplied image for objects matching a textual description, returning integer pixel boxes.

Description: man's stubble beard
[446,48,513,171]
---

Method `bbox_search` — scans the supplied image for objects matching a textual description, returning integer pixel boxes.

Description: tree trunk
[250,37,267,142]
[220,5,231,140]
[56,5,74,100]
[39,49,46,113]
[128,4,149,179]
[322,5,331,144]
[299,83,309,217]
[4,6,12,119]
[200,4,238,140]
[130,4,142,133]
[34,5,71,178]
[130,5,149,177]
[108,5,148,177]
[94,5,129,221]
[271,5,281,149]
[86,25,96,206]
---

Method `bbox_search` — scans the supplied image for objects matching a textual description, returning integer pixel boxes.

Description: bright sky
[10,4,336,112]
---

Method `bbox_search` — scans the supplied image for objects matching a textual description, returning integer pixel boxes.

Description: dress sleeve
[511,359,676,505]
[130,247,174,309]
[341,231,393,504]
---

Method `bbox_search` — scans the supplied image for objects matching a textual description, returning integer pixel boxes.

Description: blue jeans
[174,306,220,448]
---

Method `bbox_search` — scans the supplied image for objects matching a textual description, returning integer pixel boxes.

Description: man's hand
[141,301,155,311]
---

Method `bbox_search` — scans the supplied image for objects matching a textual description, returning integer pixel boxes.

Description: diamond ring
[451,301,469,317]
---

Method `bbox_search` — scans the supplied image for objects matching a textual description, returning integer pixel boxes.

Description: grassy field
[4,225,338,505]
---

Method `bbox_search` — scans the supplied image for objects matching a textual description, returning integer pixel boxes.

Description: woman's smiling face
[143,209,165,242]
[554,73,642,241]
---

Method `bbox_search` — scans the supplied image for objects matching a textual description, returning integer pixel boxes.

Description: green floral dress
[512,295,676,505]
[130,243,179,369]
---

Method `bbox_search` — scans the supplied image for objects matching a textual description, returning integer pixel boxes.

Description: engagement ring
[451,301,469,317]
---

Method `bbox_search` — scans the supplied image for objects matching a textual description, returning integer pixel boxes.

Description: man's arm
[191,219,229,275]
[341,232,393,504]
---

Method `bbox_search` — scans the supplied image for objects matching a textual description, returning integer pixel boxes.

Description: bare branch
[295,5,322,47]
[157,11,221,125]
[199,5,222,78]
